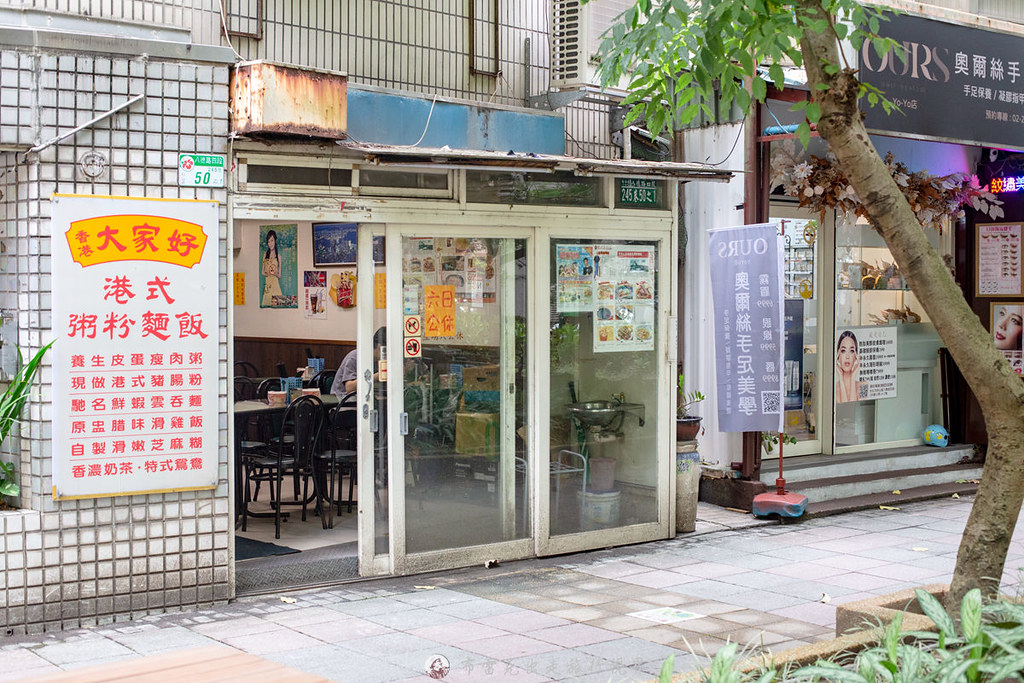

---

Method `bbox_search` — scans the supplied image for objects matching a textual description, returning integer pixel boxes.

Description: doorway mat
[235,536,300,561]
[235,541,359,595]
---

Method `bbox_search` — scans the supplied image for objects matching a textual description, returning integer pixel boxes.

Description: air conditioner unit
[551,0,635,90]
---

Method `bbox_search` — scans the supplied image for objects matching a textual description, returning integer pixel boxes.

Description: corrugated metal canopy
[337,142,735,182]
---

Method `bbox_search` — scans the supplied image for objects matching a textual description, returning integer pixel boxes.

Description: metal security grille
[224,0,549,105]
[222,0,262,39]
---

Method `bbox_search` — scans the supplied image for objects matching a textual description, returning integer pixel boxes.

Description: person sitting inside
[331,326,387,398]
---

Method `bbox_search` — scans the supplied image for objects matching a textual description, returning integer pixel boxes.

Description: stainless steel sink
[567,400,645,431]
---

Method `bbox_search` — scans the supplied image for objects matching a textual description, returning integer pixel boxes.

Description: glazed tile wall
[0,41,232,635]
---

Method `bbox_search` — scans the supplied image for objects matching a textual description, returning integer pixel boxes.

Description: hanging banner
[51,195,220,499]
[835,326,898,402]
[708,224,784,433]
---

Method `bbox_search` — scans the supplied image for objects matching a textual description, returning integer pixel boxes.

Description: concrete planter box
[676,584,949,681]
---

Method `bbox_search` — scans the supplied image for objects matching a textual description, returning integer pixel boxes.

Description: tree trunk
[798,1,1024,607]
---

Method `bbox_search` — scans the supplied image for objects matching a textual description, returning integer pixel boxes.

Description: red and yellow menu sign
[424,285,456,338]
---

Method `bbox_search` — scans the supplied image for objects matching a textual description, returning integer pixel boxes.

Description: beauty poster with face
[991,302,1024,375]
[259,224,298,308]
[835,326,897,403]
[976,223,1022,297]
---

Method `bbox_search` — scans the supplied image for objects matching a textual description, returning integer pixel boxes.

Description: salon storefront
[687,9,1024,477]
[229,135,731,577]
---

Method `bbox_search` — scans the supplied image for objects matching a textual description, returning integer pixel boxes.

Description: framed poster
[312,222,357,266]
[991,302,1024,376]
[834,326,898,403]
[975,223,1023,297]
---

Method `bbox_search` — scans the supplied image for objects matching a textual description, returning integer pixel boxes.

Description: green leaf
[916,589,958,639]
[835,22,849,40]
[792,662,869,682]
[962,589,983,642]
[752,77,767,101]
[657,654,674,683]
[805,101,821,124]
[985,653,1024,681]
[796,121,810,149]
[0,480,18,497]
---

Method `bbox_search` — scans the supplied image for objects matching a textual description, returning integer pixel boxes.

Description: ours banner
[708,224,784,433]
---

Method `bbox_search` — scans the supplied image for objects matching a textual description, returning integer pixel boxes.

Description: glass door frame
[767,203,835,458]
[534,226,675,558]
[384,224,535,576]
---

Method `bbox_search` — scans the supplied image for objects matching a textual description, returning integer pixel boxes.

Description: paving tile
[508,648,619,680]
[670,616,736,636]
[458,634,563,659]
[392,588,478,608]
[546,606,615,622]
[571,666,655,682]
[328,596,421,618]
[433,598,521,620]
[756,618,831,640]
[0,648,57,672]
[670,562,749,579]
[290,615,396,642]
[624,625,691,645]
[619,570,699,589]
[770,601,839,628]
[189,615,281,638]
[475,611,570,634]
[108,625,219,654]
[218,628,324,655]
[363,607,464,630]
[0,664,62,681]
[557,591,620,606]
[30,638,134,666]
[579,561,652,579]
[810,554,891,571]
[265,643,417,683]
[823,571,906,592]
[337,631,448,659]
[410,619,510,644]
[711,588,806,612]
[577,635,681,667]
[528,623,625,648]
[629,553,701,570]
[262,606,350,627]
[592,599,662,615]
[585,614,657,633]
[859,562,947,583]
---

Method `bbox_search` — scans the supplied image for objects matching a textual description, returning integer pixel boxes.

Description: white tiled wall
[0,39,232,634]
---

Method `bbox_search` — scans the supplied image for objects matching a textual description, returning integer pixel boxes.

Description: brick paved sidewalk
[3,498,1022,682]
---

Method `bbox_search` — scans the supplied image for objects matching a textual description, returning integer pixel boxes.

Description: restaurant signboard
[51,195,220,499]
[861,13,1024,149]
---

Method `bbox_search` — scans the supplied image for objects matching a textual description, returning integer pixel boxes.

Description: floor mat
[235,541,360,594]
[235,536,300,561]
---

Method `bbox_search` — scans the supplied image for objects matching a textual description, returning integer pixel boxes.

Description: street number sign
[178,154,225,188]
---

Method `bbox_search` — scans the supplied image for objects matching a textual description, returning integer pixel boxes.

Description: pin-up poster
[835,326,898,402]
[976,223,1023,297]
[592,245,656,352]
[303,270,327,319]
[708,224,784,433]
[51,195,220,498]
[259,223,298,308]
[991,302,1024,375]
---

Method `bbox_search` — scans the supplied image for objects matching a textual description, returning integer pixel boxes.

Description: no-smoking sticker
[404,315,421,337]
[404,337,422,358]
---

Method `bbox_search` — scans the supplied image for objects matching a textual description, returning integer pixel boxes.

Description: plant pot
[676,415,702,441]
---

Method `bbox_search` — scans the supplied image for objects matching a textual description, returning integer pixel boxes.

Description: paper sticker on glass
[991,302,1024,375]
[592,245,656,352]
[555,244,595,312]
[259,224,298,308]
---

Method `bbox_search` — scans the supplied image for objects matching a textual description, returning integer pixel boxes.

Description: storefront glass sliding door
[769,205,832,457]
[386,227,533,573]
[537,233,672,557]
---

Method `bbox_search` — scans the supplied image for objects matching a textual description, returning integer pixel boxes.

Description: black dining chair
[234,360,260,377]
[234,376,256,402]
[255,377,277,399]
[316,399,358,528]
[312,368,337,395]
[241,394,326,538]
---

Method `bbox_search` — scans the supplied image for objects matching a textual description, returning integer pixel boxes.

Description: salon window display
[834,326,898,403]
[991,303,1024,375]
[259,224,298,308]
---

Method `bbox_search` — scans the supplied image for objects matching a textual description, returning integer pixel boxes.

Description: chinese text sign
[708,224,784,433]
[52,195,220,498]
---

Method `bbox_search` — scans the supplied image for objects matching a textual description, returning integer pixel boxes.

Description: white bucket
[581,488,620,528]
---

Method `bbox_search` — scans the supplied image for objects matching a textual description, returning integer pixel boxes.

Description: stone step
[805,480,979,518]
[785,462,982,503]
[760,444,976,485]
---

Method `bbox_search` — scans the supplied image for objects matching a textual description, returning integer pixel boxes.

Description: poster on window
[835,325,898,402]
[402,237,495,305]
[555,244,595,312]
[592,245,656,352]
[259,223,298,308]
[991,302,1024,375]
[708,224,784,433]
[976,223,1023,297]
[51,194,220,498]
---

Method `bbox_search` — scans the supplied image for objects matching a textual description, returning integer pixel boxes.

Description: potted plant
[676,372,705,441]
[0,341,53,509]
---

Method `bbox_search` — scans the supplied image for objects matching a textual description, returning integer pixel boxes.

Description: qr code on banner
[761,391,781,414]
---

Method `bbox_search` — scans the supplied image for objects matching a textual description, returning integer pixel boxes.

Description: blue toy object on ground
[923,424,949,447]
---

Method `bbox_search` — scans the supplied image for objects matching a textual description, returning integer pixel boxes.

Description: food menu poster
[51,195,220,499]
[555,245,595,312]
[303,270,327,319]
[976,223,1023,297]
[592,246,655,352]
[402,237,496,307]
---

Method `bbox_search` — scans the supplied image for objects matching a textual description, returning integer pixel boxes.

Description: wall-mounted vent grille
[550,0,635,90]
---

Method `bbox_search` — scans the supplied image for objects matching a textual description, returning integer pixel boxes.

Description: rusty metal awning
[336,142,735,182]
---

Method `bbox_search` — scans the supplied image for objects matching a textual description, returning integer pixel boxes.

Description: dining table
[233,393,339,522]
